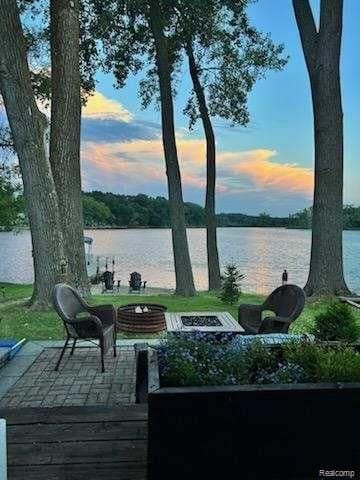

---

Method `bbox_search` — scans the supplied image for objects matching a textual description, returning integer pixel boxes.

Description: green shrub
[283,342,329,382]
[317,347,360,383]
[219,264,244,304]
[281,342,360,383]
[311,302,360,342]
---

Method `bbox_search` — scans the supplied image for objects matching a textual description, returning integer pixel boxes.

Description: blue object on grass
[0,339,25,368]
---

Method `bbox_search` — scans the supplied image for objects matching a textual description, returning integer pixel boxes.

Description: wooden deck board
[8,439,147,465]
[7,420,147,443]
[0,405,148,480]
[0,404,147,424]
[8,463,146,480]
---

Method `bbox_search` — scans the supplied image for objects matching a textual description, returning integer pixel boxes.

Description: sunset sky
[79,0,360,216]
[2,1,359,216]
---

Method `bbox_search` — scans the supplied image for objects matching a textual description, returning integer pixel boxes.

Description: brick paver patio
[0,346,136,408]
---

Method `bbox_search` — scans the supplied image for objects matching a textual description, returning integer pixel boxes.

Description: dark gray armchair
[238,284,305,335]
[52,283,117,372]
[129,272,147,293]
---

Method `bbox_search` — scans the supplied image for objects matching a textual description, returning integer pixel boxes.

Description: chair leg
[55,337,70,371]
[70,338,77,356]
[113,329,117,357]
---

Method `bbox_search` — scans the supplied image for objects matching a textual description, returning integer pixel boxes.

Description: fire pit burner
[181,315,222,327]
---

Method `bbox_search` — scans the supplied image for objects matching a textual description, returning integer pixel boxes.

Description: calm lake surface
[1,227,360,294]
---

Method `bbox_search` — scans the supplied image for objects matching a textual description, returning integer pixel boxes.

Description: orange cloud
[218,149,313,196]
[81,138,312,198]
[114,137,206,164]
[81,141,165,190]
[81,136,206,189]
[82,91,133,123]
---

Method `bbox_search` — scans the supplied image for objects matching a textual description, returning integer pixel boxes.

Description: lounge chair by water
[129,272,147,293]
[102,270,115,292]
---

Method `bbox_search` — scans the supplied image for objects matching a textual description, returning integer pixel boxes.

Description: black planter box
[142,348,360,480]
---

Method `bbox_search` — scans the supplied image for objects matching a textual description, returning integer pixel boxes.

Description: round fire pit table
[117,303,167,333]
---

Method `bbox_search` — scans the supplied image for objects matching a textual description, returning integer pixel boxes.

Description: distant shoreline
[3,225,360,231]
[0,225,290,232]
[83,225,290,230]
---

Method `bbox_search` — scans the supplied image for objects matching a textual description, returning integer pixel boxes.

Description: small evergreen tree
[311,301,360,342]
[219,264,245,305]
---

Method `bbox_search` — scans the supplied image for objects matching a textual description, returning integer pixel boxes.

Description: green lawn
[0,282,33,303]
[0,283,359,341]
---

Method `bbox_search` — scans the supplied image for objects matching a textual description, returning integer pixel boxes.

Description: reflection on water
[1,227,360,294]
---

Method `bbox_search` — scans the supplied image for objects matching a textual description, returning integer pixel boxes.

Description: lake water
[1,227,360,294]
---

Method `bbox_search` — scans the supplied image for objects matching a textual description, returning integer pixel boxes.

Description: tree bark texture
[187,43,221,291]
[0,0,66,306]
[148,0,195,296]
[293,0,349,296]
[50,0,89,293]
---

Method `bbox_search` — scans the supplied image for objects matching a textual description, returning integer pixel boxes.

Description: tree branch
[199,66,220,72]
[293,0,319,73]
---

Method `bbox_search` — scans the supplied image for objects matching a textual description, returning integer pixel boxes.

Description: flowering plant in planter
[157,332,360,387]
[148,333,360,480]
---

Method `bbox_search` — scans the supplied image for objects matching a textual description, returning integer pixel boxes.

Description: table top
[165,311,244,333]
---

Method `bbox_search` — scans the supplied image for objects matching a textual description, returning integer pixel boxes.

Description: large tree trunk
[148,0,195,296]
[293,0,350,296]
[186,43,221,291]
[0,0,66,306]
[50,0,89,293]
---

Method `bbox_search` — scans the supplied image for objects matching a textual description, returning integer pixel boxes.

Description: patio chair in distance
[53,283,117,372]
[129,272,147,293]
[238,284,305,335]
[102,270,115,293]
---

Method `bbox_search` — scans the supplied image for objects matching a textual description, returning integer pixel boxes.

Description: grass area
[1,283,360,341]
[0,282,33,303]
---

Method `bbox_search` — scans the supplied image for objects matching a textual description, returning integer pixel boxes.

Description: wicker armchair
[238,284,305,335]
[53,283,117,372]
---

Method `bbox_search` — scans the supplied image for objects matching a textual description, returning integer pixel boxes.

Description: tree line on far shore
[82,191,292,228]
[84,192,287,228]
[3,180,360,231]
[82,192,291,228]
[81,194,360,230]
[288,206,360,230]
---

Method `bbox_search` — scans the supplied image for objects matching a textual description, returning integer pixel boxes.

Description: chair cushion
[72,316,101,339]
